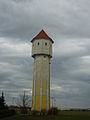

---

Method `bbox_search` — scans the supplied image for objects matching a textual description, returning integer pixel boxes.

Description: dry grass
[0,111,90,120]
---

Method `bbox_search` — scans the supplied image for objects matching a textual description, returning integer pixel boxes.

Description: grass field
[0,111,90,120]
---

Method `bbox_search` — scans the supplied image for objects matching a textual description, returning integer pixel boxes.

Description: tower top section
[31,29,54,43]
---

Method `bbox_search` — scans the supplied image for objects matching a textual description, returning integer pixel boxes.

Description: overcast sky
[0,0,90,109]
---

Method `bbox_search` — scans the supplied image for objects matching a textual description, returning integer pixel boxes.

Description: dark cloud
[0,0,90,108]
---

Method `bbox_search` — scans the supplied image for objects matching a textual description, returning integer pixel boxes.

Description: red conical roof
[31,29,54,43]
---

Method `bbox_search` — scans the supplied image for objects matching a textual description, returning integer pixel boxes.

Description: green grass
[0,111,90,120]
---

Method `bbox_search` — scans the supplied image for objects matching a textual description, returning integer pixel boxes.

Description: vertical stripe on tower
[47,57,48,112]
[40,56,43,112]
[34,58,36,110]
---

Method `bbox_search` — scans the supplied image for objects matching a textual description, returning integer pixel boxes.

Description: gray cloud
[0,0,90,108]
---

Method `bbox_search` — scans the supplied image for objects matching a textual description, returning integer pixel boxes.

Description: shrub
[31,110,39,115]
[48,107,58,115]
[0,109,16,118]
[20,107,28,114]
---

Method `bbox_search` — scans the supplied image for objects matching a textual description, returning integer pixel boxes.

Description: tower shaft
[32,55,50,111]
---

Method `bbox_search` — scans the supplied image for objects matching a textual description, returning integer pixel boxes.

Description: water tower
[31,30,54,112]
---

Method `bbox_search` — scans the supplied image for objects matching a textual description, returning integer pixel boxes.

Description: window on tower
[45,42,47,46]
[38,42,40,45]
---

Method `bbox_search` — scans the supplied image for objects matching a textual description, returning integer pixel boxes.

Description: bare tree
[15,91,31,114]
